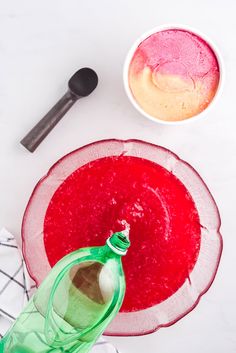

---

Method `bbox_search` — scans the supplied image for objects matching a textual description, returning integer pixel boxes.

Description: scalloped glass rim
[22,139,222,336]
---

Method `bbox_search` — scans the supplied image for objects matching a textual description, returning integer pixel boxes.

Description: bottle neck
[106,232,130,256]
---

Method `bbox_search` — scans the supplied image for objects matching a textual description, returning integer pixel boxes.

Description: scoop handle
[20,91,78,152]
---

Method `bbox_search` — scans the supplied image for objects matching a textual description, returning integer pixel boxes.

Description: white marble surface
[0,0,235,352]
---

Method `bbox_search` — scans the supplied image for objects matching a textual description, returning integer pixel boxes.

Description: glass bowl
[22,139,222,336]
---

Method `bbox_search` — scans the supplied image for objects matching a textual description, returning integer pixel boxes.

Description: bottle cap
[106,232,130,255]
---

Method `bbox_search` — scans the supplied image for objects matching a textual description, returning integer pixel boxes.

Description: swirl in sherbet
[128,29,220,121]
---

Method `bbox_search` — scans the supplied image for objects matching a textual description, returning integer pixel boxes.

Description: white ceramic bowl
[123,24,224,125]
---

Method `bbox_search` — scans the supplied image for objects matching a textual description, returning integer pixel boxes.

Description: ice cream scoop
[20,68,98,152]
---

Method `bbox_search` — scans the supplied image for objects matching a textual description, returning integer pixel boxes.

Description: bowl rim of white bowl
[123,23,224,125]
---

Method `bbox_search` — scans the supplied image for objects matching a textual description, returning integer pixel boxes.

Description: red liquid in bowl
[44,156,201,312]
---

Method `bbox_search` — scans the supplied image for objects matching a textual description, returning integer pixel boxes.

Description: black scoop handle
[20,91,78,152]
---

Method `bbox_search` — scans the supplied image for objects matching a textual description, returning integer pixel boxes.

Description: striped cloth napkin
[0,228,119,353]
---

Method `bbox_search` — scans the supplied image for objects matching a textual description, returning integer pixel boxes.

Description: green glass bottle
[0,232,130,353]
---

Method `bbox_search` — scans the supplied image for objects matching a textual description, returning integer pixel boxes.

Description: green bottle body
[0,234,129,353]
